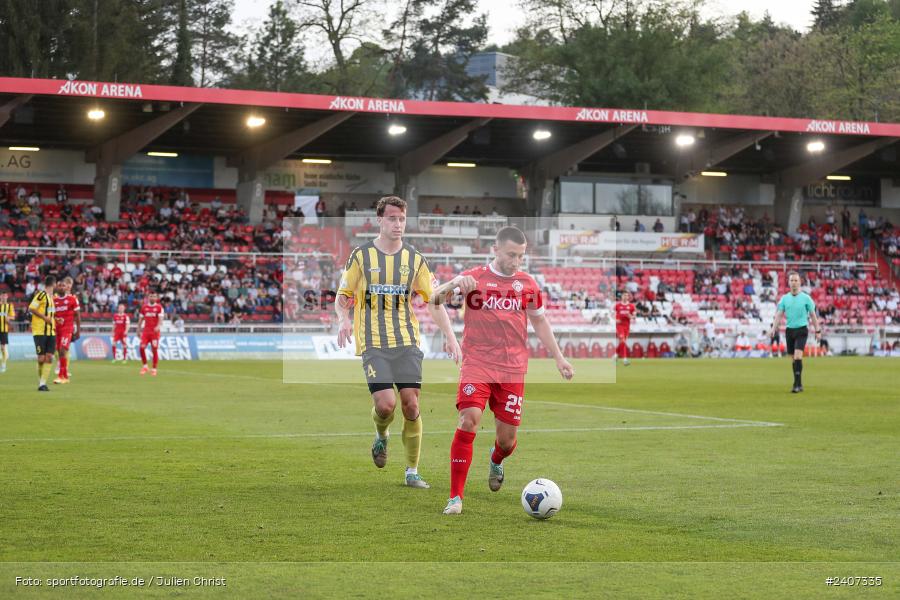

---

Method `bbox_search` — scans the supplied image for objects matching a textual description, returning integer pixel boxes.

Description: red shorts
[616,324,630,340]
[456,366,526,427]
[140,332,160,347]
[56,331,72,351]
[113,332,127,343]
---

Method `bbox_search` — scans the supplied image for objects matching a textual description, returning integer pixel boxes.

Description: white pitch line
[117,367,785,428]
[0,423,778,444]
[528,401,784,427]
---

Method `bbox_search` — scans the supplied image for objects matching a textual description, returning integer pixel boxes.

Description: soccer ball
[521,478,562,519]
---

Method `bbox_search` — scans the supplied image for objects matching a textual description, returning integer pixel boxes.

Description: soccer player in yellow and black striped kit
[336,196,462,488]
[28,275,57,391]
[0,289,15,373]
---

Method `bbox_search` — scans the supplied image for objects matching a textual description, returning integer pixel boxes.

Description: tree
[384,0,489,101]
[0,0,72,78]
[501,0,730,110]
[812,0,843,30]
[170,0,193,85]
[61,0,172,82]
[227,0,314,92]
[295,0,378,94]
[809,15,900,121]
[190,0,237,86]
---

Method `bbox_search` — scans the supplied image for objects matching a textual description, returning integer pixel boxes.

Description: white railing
[3,245,879,272]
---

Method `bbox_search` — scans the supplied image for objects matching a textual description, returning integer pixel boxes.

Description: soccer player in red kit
[615,290,636,366]
[432,226,575,515]
[138,292,163,376]
[53,277,81,384]
[112,304,131,362]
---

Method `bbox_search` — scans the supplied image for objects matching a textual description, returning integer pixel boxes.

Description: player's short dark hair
[496,226,527,245]
[376,196,407,216]
[44,275,56,286]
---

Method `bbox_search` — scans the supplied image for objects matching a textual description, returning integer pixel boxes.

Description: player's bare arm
[430,274,477,306]
[809,310,822,341]
[335,294,353,348]
[426,301,462,365]
[528,311,574,380]
[769,310,784,339]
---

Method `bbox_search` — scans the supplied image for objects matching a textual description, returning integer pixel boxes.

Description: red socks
[140,346,147,365]
[59,356,68,379]
[449,429,476,499]
[151,346,159,368]
[490,439,517,465]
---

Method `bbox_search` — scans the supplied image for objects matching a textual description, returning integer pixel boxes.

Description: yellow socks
[401,414,423,470]
[39,362,52,385]
[372,405,395,439]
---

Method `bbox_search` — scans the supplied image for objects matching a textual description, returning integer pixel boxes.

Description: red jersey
[615,302,636,326]
[54,294,80,333]
[139,303,164,334]
[113,313,131,336]
[460,264,544,374]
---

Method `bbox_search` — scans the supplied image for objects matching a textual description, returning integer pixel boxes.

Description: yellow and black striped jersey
[29,291,56,336]
[337,241,435,355]
[0,302,14,333]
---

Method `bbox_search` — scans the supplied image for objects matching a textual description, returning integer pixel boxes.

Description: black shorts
[0,332,8,345]
[33,335,56,356]
[361,346,424,394]
[785,327,808,355]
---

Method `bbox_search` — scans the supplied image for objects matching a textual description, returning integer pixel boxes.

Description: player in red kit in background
[431,226,575,515]
[615,290,636,366]
[112,304,131,362]
[138,292,163,376]
[53,277,81,384]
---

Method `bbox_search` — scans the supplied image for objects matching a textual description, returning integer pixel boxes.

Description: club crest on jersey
[399,265,410,276]
[463,383,476,396]
[512,280,524,293]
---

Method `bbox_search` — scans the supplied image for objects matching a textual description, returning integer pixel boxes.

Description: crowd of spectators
[0,251,284,329]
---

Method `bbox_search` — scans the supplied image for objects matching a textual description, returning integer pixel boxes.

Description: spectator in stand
[27,189,41,212]
[16,184,26,203]
[452,205,462,215]
[840,207,851,238]
[315,198,326,220]
[433,204,444,215]
[212,290,227,323]
[679,211,689,233]
[56,185,68,205]
[653,218,664,232]
[472,206,482,215]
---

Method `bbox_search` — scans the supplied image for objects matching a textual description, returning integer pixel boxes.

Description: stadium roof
[1,76,899,179]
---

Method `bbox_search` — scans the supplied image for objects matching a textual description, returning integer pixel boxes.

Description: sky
[231,0,816,60]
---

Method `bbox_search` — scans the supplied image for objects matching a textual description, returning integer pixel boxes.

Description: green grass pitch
[0,357,897,599]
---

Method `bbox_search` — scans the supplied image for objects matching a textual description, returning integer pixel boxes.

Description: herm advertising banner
[550,231,705,254]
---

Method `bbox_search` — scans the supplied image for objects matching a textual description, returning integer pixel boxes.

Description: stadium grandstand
[1,76,899,360]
